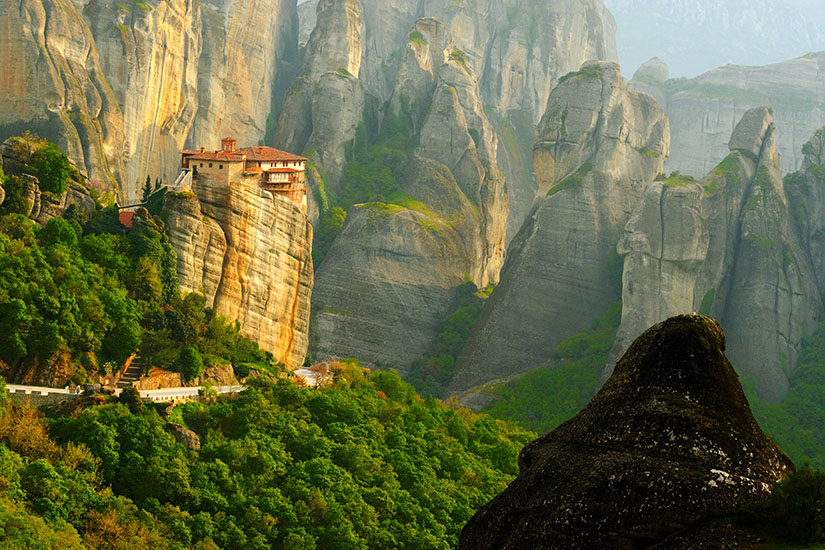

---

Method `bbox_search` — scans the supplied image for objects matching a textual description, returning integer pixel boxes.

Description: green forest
[0,370,532,549]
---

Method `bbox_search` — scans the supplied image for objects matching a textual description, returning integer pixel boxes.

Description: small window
[209,163,213,168]
[200,163,203,167]
[219,164,223,170]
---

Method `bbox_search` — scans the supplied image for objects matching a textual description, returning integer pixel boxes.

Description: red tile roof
[119,212,135,229]
[238,146,306,162]
[186,151,246,162]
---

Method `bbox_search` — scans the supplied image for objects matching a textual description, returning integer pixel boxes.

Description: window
[200,163,203,167]
[209,163,213,168]
[219,164,223,170]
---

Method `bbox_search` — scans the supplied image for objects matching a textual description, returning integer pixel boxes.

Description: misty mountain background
[603,0,825,77]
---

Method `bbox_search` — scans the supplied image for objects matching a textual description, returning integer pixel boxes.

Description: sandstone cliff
[459,315,794,549]
[0,0,126,189]
[631,54,825,178]
[190,0,299,162]
[292,0,618,375]
[165,176,313,370]
[78,0,201,198]
[611,108,822,402]
[310,18,507,375]
[2,0,299,201]
[450,61,668,394]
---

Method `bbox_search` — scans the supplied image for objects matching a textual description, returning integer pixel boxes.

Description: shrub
[25,143,72,195]
[767,465,825,544]
[119,386,144,414]
[178,346,204,381]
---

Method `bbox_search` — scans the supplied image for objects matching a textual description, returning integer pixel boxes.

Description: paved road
[6,384,245,402]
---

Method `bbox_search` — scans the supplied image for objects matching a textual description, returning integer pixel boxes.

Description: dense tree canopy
[0,368,533,549]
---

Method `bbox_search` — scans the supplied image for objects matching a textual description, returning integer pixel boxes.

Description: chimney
[200,146,205,152]
[221,137,236,152]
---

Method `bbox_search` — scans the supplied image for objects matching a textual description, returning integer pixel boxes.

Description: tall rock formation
[609,181,709,365]
[786,127,825,296]
[0,0,126,189]
[459,315,794,549]
[611,107,822,402]
[630,53,825,178]
[310,18,507,375]
[165,171,313,369]
[78,0,201,198]
[450,61,668,394]
[291,0,618,374]
[1,0,299,200]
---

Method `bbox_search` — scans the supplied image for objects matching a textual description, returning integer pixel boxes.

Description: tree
[119,386,144,414]
[142,176,153,202]
[178,346,204,381]
[26,143,71,195]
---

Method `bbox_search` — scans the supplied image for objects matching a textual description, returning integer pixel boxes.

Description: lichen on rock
[459,314,794,549]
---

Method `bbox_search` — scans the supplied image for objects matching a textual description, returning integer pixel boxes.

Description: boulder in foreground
[459,315,793,549]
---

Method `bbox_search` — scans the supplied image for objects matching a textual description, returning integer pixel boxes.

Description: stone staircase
[117,357,143,388]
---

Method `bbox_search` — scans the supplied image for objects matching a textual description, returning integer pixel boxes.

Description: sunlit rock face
[165,173,313,370]
[294,0,618,375]
[0,0,126,190]
[459,315,794,550]
[79,0,201,198]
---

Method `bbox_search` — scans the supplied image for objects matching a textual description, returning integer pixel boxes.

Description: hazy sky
[602,0,825,78]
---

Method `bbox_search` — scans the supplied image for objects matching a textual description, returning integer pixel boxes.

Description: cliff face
[2,0,299,200]
[459,315,794,549]
[450,61,668,394]
[292,0,617,374]
[190,0,298,160]
[78,0,201,196]
[631,54,825,178]
[310,17,507,375]
[165,176,314,370]
[0,0,126,189]
[612,108,822,402]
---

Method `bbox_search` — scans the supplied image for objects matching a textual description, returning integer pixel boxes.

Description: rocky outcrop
[611,108,822,402]
[165,175,313,370]
[450,61,668,394]
[787,127,825,296]
[274,0,363,186]
[164,422,200,451]
[705,109,821,401]
[297,0,317,47]
[79,0,201,199]
[0,0,126,190]
[132,364,237,390]
[310,197,471,375]
[0,136,97,224]
[609,182,708,364]
[631,53,825,177]
[459,315,794,549]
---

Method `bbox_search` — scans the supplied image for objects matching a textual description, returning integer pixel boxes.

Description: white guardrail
[5,384,245,402]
